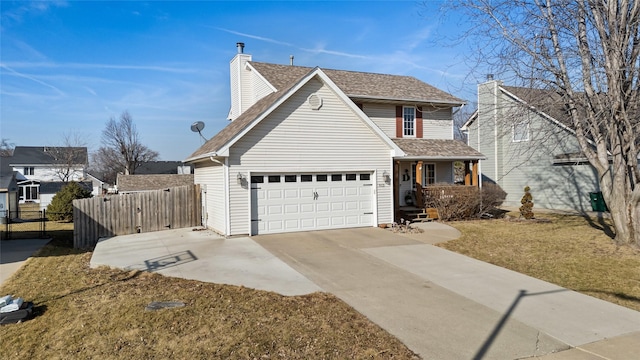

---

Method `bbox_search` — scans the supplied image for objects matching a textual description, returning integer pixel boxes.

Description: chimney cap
[236,42,245,54]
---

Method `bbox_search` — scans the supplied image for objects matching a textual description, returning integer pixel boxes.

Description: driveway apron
[253,227,640,360]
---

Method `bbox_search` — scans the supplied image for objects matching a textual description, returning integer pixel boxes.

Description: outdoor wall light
[236,172,245,184]
[383,170,391,184]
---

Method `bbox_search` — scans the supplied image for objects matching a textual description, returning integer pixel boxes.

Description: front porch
[393,159,480,222]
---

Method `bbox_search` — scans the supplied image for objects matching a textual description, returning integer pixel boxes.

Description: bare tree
[95,111,159,181]
[47,132,88,182]
[0,139,14,156]
[451,1,639,245]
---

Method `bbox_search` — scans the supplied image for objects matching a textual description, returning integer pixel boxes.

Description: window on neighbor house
[513,121,529,142]
[19,185,39,201]
[403,106,415,137]
[23,167,34,176]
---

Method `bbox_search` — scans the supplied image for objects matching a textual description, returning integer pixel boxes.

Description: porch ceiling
[392,139,485,160]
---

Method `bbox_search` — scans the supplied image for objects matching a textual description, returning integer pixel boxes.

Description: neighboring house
[9,146,89,210]
[462,79,600,212]
[116,174,195,194]
[0,156,19,219]
[185,43,484,236]
[86,173,108,196]
[39,181,93,210]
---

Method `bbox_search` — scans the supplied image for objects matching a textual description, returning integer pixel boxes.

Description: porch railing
[419,185,480,220]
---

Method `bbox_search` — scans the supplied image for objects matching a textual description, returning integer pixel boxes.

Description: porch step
[411,208,440,223]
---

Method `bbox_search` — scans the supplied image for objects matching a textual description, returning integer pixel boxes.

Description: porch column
[472,161,479,187]
[416,161,424,208]
[464,161,471,186]
[393,160,400,221]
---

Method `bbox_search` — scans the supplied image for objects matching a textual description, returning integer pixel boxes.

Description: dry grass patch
[442,213,640,311]
[0,234,418,359]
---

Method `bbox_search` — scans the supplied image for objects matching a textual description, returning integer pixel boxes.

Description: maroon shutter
[416,106,423,138]
[396,106,403,138]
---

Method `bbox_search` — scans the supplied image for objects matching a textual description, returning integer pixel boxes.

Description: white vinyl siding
[229,53,252,120]
[365,103,396,138]
[250,69,274,104]
[422,107,453,139]
[194,162,226,234]
[228,78,393,235]
[12,165,85,182]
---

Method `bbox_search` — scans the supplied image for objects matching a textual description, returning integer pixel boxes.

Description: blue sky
[1,1,479,161]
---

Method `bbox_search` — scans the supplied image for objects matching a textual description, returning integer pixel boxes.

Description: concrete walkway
[90,225,640,359]
[0,239,51,286]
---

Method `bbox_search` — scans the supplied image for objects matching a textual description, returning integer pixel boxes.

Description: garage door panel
[285,204,299,214]
[345,201,358,210]
[251,172,375,235]
[268,205,283,215]
[267,189,283,199]
[331,202,344,211]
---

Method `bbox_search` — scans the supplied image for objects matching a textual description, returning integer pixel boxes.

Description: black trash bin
[589,192,608,212]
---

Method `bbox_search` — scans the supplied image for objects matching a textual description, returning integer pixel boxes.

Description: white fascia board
[184,152,220,164]
[316,69,406,157]
[499,86,600,149]
[499,87,577,136]
[245,62,278,93]
[460,109,478,131]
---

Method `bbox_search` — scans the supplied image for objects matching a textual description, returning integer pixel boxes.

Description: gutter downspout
[223,157,230,237]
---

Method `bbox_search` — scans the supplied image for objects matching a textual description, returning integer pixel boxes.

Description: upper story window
[403,107,415,137]
[513,121,529,142]
[23,167,34,176]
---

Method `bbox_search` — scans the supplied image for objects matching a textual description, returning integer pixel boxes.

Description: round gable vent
[307,93,323,110]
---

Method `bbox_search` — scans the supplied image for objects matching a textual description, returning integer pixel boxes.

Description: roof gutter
[396,155,486,161]
[348,94,465,107]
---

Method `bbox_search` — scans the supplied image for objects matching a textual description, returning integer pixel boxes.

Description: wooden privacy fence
[73,184,202,248]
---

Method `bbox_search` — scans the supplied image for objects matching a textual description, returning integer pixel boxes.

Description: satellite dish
[190,121,205,133]
[190,121,208,143]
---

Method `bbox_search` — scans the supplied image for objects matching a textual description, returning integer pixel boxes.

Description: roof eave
[348,95,465,107]
[184,151,226,164]
[396,155,486,161]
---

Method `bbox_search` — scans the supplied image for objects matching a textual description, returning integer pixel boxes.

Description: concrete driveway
[1,239,51,286]
[90,227,321,296]
[253,226,640,360]
[90,224,640,359]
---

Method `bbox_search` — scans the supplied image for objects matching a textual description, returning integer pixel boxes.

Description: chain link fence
[0,210,62,240]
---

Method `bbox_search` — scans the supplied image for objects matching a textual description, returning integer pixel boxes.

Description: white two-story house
[186,43,484,236]
[10,146,90,211]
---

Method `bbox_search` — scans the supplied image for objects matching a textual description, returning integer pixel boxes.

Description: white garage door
[250,172,375,235]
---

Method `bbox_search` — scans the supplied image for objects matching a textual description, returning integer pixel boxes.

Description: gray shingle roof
[392,139,485,159]
[187,63,465,161]
[250,62,464,104]
[135,161,193,175]
[500,86,575,128]
[40,181,92,195]
[116,174,194,192]
[11,146,88,165]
